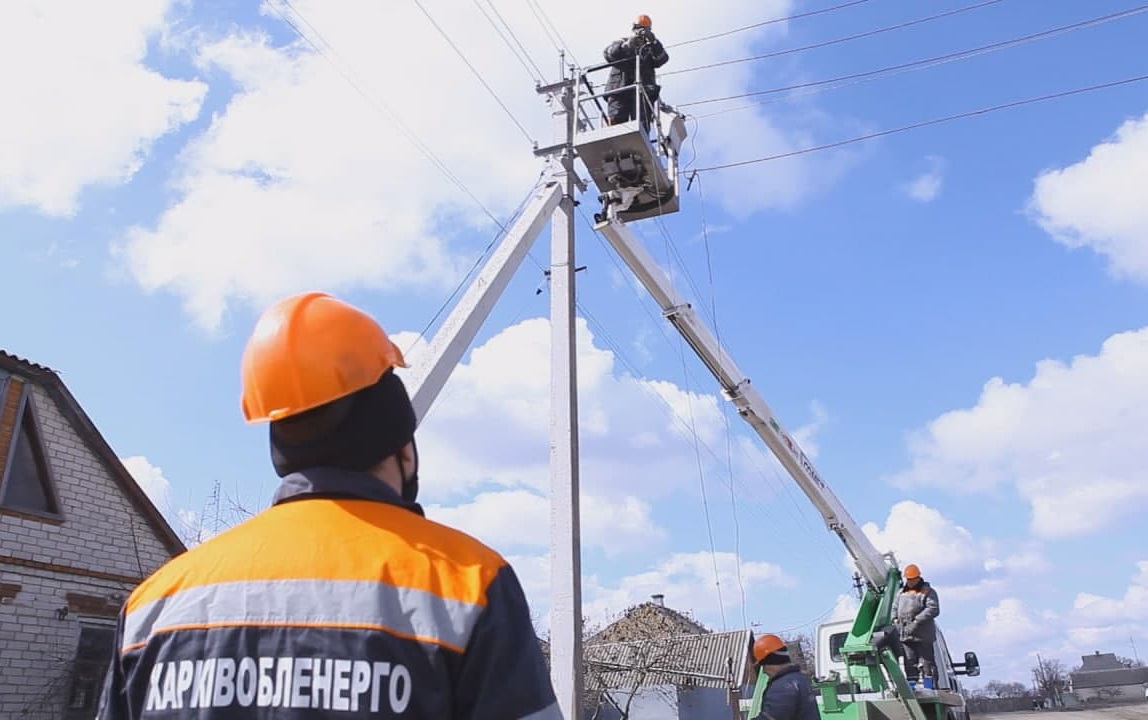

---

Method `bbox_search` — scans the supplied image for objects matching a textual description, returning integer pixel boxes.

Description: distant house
[581,597,754,720]
[1069,651,1148,702]
[0,351,185,718]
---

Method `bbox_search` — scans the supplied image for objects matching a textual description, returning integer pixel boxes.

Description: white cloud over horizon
[951,559,1148,683]
[887,325,1148,540]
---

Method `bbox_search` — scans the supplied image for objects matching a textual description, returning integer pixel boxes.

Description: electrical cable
[689,72,1148,173]
[663,0,1004,77]
[270,0,511,233]
[668,0,872,49]
[404,172,546,351]
[482,0,548,81]
[525,0,565,57]
[525,0,581,68]
[411,0,536,144]
[694,170,750,631]
[681,3,1148,107]
[470,0,542,83]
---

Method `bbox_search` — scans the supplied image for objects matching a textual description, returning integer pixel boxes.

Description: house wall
[1076,684,1148,702]
[589,686,736,720]
[0,381,176,716]
[678,686,739,720]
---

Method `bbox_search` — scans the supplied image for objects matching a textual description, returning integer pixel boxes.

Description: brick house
[579,597,755,720]
[0,351,185,718]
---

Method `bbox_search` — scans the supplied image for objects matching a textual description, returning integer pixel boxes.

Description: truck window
[830,633,847,662]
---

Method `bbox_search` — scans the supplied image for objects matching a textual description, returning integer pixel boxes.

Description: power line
[470,0,542,83]
[690,72,1148,173]
[668,0,872,49]
[524,0,581,68]
[404,172,546,352]
[693,170,749,631]
[411,0,536,144]
[481,0,548,82]
[681,3,1148,108]
[525,0,565,57]
[664,0,1004,77]
[269,0,510,233]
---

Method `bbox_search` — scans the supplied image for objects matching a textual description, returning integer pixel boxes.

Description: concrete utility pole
[540,55,585,720]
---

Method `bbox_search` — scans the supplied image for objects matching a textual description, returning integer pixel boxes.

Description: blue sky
[3,0,1147,685]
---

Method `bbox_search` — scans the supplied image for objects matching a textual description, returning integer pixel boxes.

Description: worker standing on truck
[603,13,669,129]
[751,634,820,720]
[895,563,941,683]
[96,291,560,719]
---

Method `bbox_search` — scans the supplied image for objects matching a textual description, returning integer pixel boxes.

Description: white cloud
[1028,112,1148,283]
[949,561,1148,681]
[855,500,987,586]
[102,0,858,331]
[792,400,828,460]
[515,549,795,634]
[0,0,206,216]
[902,155,945,203]
[1065,562,1148,629]
[848,500,1050,610]
[959,597,1059,669]
[120,454,223,546]
[585,551,795,629]
[829,592,860,622]
[394,316,755,505]
[426,489,666,558]
[120,454,173,513]
[888,326,1148,539]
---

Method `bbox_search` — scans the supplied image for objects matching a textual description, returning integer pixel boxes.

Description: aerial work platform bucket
[571,58,689,224]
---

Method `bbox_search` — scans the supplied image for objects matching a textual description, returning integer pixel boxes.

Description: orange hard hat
[904,563,921,579]
[240,291,408,423]
[752,633,787,664]
[635,14,652,27]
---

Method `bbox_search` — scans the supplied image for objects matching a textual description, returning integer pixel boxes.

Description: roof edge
[1,351,187,557]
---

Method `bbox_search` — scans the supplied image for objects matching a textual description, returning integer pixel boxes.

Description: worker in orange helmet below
[603,13,669,130]
[96,291,561,719]
[751,634,820,720]
[894,563,941,684]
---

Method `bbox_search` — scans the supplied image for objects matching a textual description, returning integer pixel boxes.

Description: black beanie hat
[269,369,416,478]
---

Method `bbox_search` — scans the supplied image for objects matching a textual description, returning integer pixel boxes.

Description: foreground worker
[894,563,941,683]
[97,291,560,718]
[603,13,669,128]
[752,634,819,720]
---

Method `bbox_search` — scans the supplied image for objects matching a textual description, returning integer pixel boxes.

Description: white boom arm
[594,218,893,589]
[407,179,563,421]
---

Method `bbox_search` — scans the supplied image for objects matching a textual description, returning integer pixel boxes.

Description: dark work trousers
[903,640,937,683]
[606,85,659,132]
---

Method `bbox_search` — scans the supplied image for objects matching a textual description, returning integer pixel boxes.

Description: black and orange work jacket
[96,466,560,718]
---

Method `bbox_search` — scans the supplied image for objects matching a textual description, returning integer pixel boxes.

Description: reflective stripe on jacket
[96,466,560,719]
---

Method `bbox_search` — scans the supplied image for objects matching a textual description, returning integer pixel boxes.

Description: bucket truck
[590,212,983,720]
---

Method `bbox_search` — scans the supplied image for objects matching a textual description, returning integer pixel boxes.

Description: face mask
[400,439,420,503]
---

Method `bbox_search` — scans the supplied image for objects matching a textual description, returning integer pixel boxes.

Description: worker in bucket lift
[751,634,820,720]
[603,13,669,130]
[97,291,560,719]
[894,563,941,684]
